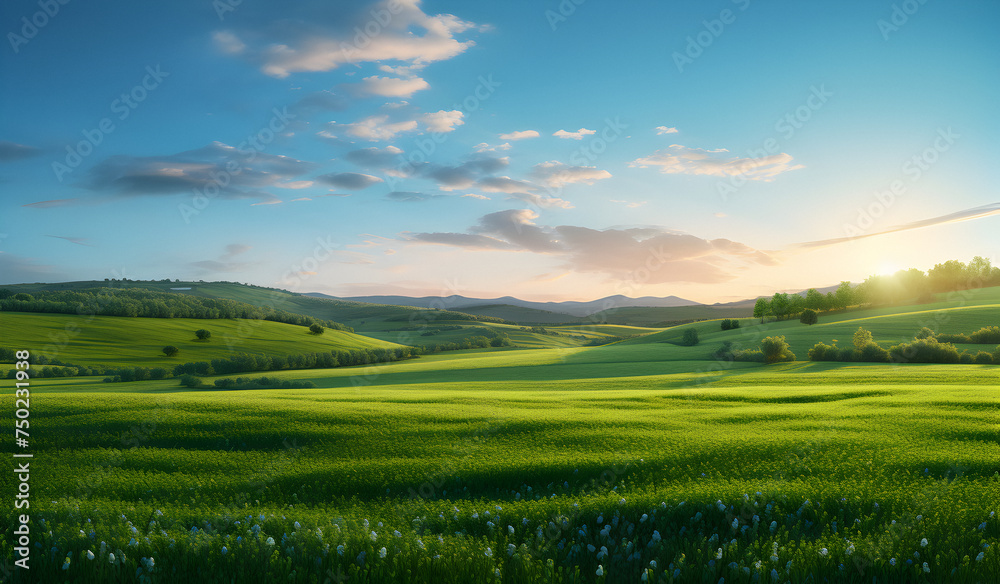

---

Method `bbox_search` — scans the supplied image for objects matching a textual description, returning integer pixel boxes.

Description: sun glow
[876,263,901,276]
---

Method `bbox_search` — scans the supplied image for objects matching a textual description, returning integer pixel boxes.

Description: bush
[856,343,890,363]
[969,326,1000,344]
[680,328,699,346]
[960,352,973,364]
[973,351,993,364]
[212,376,317,390]
[915,327,936,340]
[853,328,874,350]
[163,345,179,357]
[195,329,211,340]
[178,374,203,388]
[937,333,970,343]
[309,323,324,335]
[888,338,960,364]
[799,309,818,325]
[720,319,741,331]
[761,335,795,364]
[808,342,833,361]
[150,367,168,380]
[733,349,765,363]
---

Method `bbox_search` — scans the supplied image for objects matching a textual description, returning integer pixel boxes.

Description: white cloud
[217,1,481,78]
[474,142,511,152]
[422,110,464,133]
[351,75,430,97]
[530,161,612,188]
[330,115,419,141]
[212,30,246,54]
[476,176,537,193]
[499,130,539,141]
[655,126,679,135]
[629,144,803,180]
[553,128,596,140]
[462,193,490,200]
[506,192,574,209]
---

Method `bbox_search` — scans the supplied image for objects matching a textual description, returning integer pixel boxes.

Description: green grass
[3,344,998,582]
[0,312,402,368]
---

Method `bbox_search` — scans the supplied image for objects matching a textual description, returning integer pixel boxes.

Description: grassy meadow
[1,285,999,582]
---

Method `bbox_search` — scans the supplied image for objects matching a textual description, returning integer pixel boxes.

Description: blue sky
[1,0,998,302]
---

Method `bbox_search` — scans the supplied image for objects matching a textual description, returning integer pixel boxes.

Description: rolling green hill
[0,312,402,369]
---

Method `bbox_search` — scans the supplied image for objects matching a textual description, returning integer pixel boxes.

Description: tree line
[753,256,1000,322]
[0,287,352,331]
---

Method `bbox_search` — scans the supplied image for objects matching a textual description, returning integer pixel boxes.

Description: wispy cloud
[46,235,94,246]
[316,172,384,190]
[408,209,776,283]
[0,140,42,161]
[553,128,596,140]
[655,126,679,135]
[214,0,482,78]
[795,202,1000,249]
[629,144,803,180]
[530,161,612,188]
[499,130,539,141]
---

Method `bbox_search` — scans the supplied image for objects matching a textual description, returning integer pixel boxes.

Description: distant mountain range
[305,284,844,320]
[306,293,745,317]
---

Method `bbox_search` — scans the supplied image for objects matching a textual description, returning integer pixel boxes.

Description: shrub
[973,351,993,364]
[309,323,324,335]
[761,335,795,364]
[808,342,833,361]
[150,367,168,380]
[178,374,203,388]
[937,333,971,343]
[680,328,699,346]
[856,343,890,363]
[915,327,936,340]
[195,329,212,340]
[960,352,973,364]
[720,319,741,331]
[733,349,765,363]
[889,338,960,364]
[163,345,179,357]
[969,326,1000,344]
[799,309,818,325]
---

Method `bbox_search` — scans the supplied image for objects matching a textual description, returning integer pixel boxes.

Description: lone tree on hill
[195,329,211,340]
[162,345,179,357]
[309,323,324,335]
[800,309,818,325]
[680,328,699,346]
[761,335,796,364]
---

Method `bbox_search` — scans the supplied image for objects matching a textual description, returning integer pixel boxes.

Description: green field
[0,312,402,369]
[2,284,1000,582]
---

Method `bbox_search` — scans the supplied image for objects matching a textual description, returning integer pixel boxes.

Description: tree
[162,345,179,357]
[760,335,795,364]
[753,298,770,324]
[804,288,826,311]
[309,323,324,335]
[799,309,818,325]
[852,327,874,351]
[720,319,740,331]
[771,293,791,320]
[195,329,211,340]
[834,281,854,309]
[680,328,699,346]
